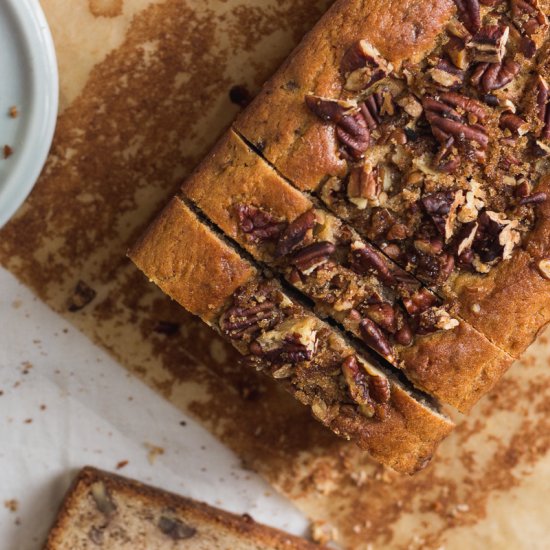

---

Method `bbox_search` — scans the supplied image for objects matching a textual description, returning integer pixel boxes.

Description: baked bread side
[43,466,319,549]
[182,130,511,412]
[129,198,454,473]
[233,0,550,358]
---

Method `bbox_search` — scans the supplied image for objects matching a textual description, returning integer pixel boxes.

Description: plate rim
[0,0,59,229]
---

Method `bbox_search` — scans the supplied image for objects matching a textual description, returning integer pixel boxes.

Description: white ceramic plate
[0,0,58,229]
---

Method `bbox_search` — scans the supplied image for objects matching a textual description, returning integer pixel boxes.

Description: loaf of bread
[130,198,454,473]
[181,130,511,412]
[43,467,319,549]
[234,0,550,358]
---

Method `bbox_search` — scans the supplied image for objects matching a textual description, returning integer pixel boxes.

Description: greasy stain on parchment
[1,0,550,548]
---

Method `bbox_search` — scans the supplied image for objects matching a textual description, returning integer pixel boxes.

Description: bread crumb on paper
[4,500,18,513]
[144,443,165,465]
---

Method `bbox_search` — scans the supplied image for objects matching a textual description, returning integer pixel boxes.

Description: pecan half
[347,164,381,209]
[349,241,395,285]
[251,317,317,364]
[361,302,398,334]
[219,302,281,340]
[289,241,336,273]
[471,59,520,92]
[305,96,370,158]
[510,0,548,36]
[276,209,316,257]
[236,204,286,243]
[359,318,394,359]
[403,288,438,316]
[341,40,392,92]
[453,0,481,34]
[423,96,489,148]
[468,25,509,63]
[499,113,529,135]
[369,375,391,404]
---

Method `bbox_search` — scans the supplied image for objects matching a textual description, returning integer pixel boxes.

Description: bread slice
[129,198,454,473]
[181,129,512,412]
[233,0,550,359]
[43,467,318,549]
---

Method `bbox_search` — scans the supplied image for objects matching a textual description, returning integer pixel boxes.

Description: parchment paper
[1,0,549,548]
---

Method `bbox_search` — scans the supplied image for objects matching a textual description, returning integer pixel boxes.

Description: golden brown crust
[183,131,313,263]
[450,176,550,358]
[182,130,511,412]
[128,199,257,323]
[44,467,319,549]
[234,0,455,189]
[129,198,453,473]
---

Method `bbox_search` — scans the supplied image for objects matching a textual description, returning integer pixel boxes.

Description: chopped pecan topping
[470,59,520,92]
[421,191,458,236]
[220,302,281,340]
[359,318,394,359]
[423,96,489,149]
[534,75,550,140]
[305,96,370,158]
[349,241,395,285]
[519,192,547,205]
[289,241,336,273]
[510,0,548,36]
[468,25,509,63]
[236,204,286,243]
[347,164,381,209]
[499,113,529,135]
[444,36,470,70]
[251,317,317,364]
[341,40,392,92]
[453,0,481,34]
[276,209,316,257]
[430,59,465,89]
[472,211,520,263]
[403,288,438,316]
[397,94,424,118]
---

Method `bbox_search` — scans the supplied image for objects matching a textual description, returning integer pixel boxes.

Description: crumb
[116,460,129,470]
[179,420,187,427]
[62,329,68,334]
[229,85,252,108]
[21,361,33,375]
[0,391,3,396]
[4,500,18,512]
[15,517,21,526]
[24,418,33,424]
[8,106,18,118]
[3,145,13,159]
[11,300,22,309]
[40,404,47,411]
[144,443,165,465]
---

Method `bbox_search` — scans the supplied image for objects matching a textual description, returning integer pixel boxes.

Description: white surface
[0,0,58,229]
[0,267,308,549]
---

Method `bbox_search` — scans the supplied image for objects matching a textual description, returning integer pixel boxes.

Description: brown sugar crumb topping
[304,1,549,287]
[234,204,458,364]
[218,280,392,419]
